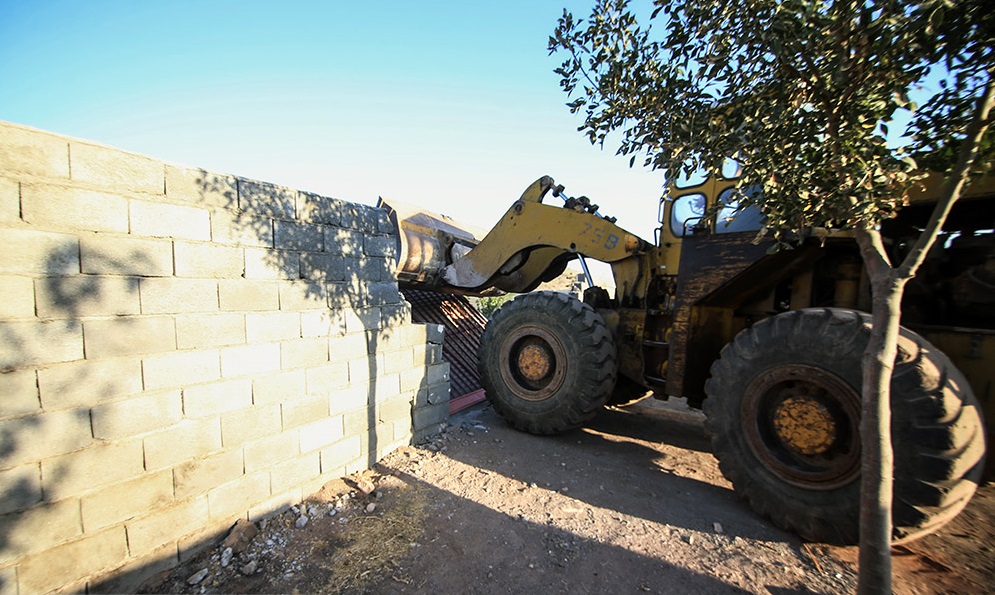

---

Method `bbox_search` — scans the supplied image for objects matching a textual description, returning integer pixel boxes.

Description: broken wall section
[0,120,450,594]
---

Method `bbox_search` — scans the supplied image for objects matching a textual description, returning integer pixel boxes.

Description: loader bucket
[378,198,503,297]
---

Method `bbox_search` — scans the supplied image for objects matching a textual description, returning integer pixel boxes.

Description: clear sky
[0,0,667,241]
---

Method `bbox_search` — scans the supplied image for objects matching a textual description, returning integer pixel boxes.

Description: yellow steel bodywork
[441,177,650,294]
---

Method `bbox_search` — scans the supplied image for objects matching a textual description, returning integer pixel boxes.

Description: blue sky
[0,0,665,241]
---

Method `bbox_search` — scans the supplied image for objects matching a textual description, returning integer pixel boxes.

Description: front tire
[704,308,985,544]
[479,291,616,434]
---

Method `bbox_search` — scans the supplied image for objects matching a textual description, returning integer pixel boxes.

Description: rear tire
[479,291,616,434]
[704,308,985,544]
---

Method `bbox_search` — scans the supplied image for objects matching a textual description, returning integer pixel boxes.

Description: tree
[549,1,994,592]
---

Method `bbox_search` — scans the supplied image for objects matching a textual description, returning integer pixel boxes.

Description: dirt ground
[141,398,994,594]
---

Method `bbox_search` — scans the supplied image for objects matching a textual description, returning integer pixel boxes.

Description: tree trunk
[854,228,907,594]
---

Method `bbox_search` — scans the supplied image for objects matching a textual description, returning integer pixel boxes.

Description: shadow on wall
[0,155,436,593]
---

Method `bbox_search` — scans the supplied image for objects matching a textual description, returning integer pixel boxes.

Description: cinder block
[144,418,222,471]
[281,337,328,370]
[220,343,280,378]
[399,367,427,393]
[0,408,92,468]
[420,383,450,406]
[246,311,301,342]
[252,369,307,406]
[0,122,68,179]
[298,415,344,454]
[238,179,296,219]
[300,251,345,283]
[377,396,412,425]
[0,275,34,319]
[319,436,362,474]
[326,278,365,309]
[143,349,221,390]
[381,302,412,326]
[0,462,42,514]
[427,361,450,385]
[248,488,302,523]
[176,313,245,349]
[363,234,397,258]
[130,200,210,240]
[323,227,363,256]
[0,228,79,275]
[346,355,386,383]
[173,241,244,278]
[89,541,178,595]
[244,247,300,279]
[297,192,343,225]
[343,307,383,334]
[0,563,15,595]
[182,378,252,417]
[221,402,282,447]
[269,451,320,492]
[338,203,380,233]
[0,498,81,565]
[330,331,374,360]
[125,495,210,558]
[176,515,234,563]
[81,470,174,531]
[80,234,173,276]
[243,431,298,472]
[329,384,370,416]
[17,526,128,595]
[0,177,17,226]
[382,347,414,375]
[21,183,129,233]
[426,323,445,344]
[41,440,145,502]
[70,141,163,195]
[274,220,324,252]
[38,357,142,410]
[219,280,279,312]
[172,448,244,500]
[279,280,327,311]
[399,324,429,347]
[34,274,141,318]
[165,165,236,209]
[281,394,328,430]
[206,469,271,521]
[366,281,401,306]
[0,319,83,370]
[83,316,175,359]
[91,390,183,439]
[413,401,449,431]
[301,309,346,339]
[343,256,392,283]
[304,362,350,397]
[140,277,219,314]
[211,210,273,247]
[0,368,40,418]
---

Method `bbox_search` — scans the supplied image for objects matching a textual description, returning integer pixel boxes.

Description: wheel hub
[517,344,553,382]
[772,396,837,456]
[741,364,861,490]
[499,325,568,401]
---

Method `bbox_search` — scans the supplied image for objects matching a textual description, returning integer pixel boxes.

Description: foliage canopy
[549,0,994,244]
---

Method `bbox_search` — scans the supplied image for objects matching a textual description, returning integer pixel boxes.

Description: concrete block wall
[0,120,451,594]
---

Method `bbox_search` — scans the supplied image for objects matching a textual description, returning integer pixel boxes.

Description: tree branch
[897,67,995,280]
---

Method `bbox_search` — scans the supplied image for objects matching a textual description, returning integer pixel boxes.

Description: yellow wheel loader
[379,175,992,545]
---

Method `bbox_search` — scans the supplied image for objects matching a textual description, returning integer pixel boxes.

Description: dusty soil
[142,399,994,594]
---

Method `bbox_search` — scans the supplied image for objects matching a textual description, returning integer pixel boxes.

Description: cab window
[670,193,707,237]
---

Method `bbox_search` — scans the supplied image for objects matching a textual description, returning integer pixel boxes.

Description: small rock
[296,515,309,528]
[220,547,233,568]
[713,522,724,534]
[239,560,258,575]
[308,505,319,517]
[222,518,259,554]
[366,503,377,513]
[375,491,383,499]
[187,568,210,585]
[327,508,338,517]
